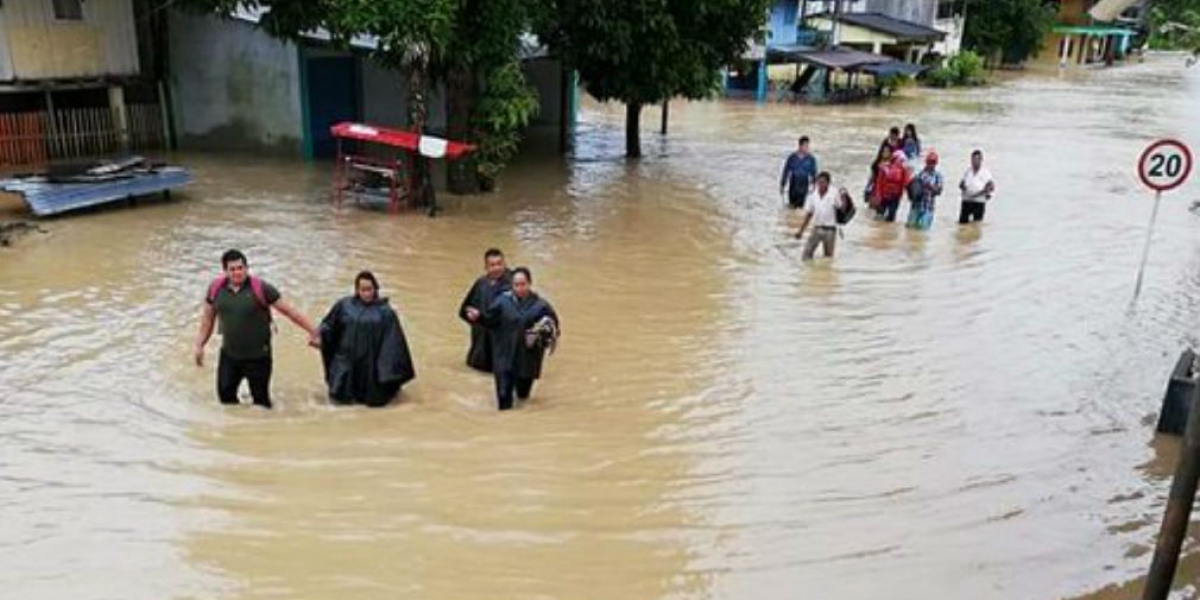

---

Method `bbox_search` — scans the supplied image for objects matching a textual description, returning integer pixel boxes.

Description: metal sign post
[1132,139,1193,301]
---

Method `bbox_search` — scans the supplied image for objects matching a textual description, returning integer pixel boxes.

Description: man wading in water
[959,149,996,224]
[780,136,818,209]
[459,248,512,373]
[193,249,319,409]
[795,172,848,260]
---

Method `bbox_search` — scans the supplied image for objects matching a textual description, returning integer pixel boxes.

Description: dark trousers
[959,201,986,224]
[494,370,534,411]
[879,198,901,222]
[217,352,273,408]
[788,185,809,209]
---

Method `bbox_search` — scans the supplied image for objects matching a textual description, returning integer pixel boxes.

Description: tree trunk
[625,102,642,159]
[407,66,432,208]
[446,65,478,194]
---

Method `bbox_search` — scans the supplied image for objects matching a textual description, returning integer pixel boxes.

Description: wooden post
[1143,377,1200,600]
[109,85,129,153]
[43,90,59,161]
[660,100,669,136]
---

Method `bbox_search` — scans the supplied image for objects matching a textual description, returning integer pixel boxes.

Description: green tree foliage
[922,50,987,87]
[536,0,771,158]
[442,0,538,190]
[1146,0,1200,54]
[962,0,1058,66]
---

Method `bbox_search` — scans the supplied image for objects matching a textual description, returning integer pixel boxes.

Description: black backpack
[835,191,857,225]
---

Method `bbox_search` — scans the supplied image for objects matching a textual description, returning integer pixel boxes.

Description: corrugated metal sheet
[0,167,191,217]
[0,0,139,82]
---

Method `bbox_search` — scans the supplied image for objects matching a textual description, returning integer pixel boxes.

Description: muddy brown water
[2,55,1200,600]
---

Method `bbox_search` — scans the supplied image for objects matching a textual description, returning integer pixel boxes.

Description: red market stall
[329,122,476,213]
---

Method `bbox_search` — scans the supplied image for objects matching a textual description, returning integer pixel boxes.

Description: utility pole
[832,0,843,47]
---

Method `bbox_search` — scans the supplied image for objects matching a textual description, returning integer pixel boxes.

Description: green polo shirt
[207,279,281,360]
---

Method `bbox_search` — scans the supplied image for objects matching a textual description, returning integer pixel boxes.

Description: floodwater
[2,55,1200,600]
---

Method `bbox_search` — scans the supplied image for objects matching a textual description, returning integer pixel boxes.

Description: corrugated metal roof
[809,11,947,42]
[0,167,192,217]
[794,47,893,70]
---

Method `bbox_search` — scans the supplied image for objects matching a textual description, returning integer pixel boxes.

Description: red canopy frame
[329,122,477,213]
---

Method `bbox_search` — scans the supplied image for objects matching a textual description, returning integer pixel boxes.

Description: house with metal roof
[1046,0,1145,67]
[0,0,168,168]
[724,0,947,103]
[804,0,966,57]
[805,11,947,64]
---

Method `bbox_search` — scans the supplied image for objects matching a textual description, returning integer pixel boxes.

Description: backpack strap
[248,276,268,309]
[247,276,274,323]
[206,276,228,303]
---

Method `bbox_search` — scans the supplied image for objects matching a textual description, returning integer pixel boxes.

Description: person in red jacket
[872,149,909,222]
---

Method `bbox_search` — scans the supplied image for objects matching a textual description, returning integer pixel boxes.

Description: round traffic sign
[1138,139,1193,192]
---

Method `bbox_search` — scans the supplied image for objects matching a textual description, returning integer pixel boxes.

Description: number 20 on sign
[1133,139,1194,299]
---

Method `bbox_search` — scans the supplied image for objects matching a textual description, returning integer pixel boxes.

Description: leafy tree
[1146,0,1200,55]
[962,0,1058,66]
[536,0,770,158]
[442,0,539,191]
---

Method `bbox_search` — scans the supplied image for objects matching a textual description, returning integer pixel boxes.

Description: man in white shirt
[959,149,996,224]
[796,171,846,260]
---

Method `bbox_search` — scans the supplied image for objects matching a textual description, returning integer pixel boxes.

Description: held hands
[307,332,321,349]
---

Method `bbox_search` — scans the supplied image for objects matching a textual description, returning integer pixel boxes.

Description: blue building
[727,0,962,103]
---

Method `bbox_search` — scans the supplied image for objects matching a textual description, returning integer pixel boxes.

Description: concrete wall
[864,0,935,25]
[768,0,800,45]
[933,16,964,56]
[0,0,139,81]
[0,9,13,81]
[806,0,937,25]
[168,11,303,154]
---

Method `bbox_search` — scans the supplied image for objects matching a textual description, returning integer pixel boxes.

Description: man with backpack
[796,172,851,260]
[907,151,943,230]
[193,249,319,409]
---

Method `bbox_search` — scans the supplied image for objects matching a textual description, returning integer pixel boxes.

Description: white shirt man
[959,150,996,224]
[796,174,845,260]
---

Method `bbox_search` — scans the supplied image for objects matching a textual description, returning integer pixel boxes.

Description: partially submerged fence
[0,103,166,168]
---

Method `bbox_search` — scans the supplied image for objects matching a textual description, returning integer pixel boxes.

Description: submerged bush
[923,51,987,88]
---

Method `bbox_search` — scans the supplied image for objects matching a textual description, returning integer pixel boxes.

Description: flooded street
[3,55,1200,600]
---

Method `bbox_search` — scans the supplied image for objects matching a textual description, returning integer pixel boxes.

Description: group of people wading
[193,248,559,411]
[780,123,997,260]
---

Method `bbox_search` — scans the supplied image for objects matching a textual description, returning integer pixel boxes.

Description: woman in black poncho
[480,267,560,411]
[318,271,415,407]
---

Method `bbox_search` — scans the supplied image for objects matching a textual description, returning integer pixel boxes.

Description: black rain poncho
[319,297,415,407]
[481,292,559,380]
[458,272,511,372]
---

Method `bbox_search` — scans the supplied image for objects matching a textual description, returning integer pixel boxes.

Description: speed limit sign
[1133,139,1194,299]
[1138,139,1193,192]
